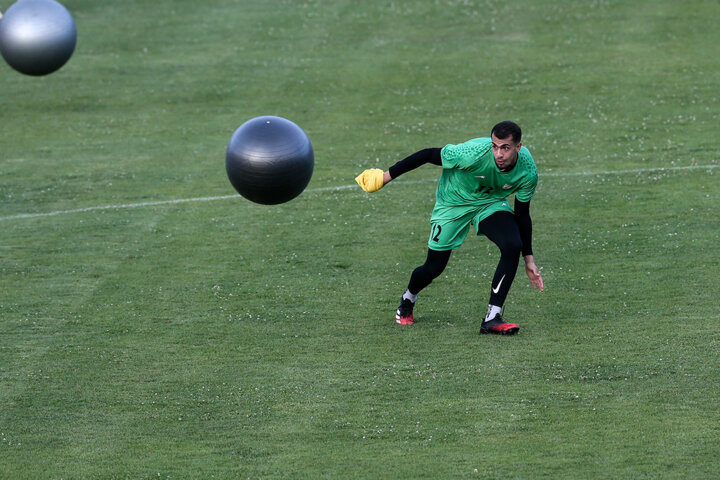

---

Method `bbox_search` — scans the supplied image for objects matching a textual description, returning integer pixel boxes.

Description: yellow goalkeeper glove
[354,168,385,193]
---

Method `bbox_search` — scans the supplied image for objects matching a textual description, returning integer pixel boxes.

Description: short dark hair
[491,121,522,144]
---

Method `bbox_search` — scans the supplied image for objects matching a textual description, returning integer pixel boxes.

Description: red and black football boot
[479,314,519,335]
[395,298,414,325]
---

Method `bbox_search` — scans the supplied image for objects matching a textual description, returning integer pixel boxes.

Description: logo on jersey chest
[502,184,513,190]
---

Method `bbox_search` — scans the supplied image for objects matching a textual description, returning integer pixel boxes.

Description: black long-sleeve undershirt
[514,199,533,257]
[388,147,534,257]
[388,148,442,179]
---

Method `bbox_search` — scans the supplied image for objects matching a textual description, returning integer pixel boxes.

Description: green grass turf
[1,0,719,478]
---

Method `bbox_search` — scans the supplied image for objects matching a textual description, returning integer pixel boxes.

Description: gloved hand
[354,168,385,193]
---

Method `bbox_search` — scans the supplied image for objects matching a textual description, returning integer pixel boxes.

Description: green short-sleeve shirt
[427,137,538,249]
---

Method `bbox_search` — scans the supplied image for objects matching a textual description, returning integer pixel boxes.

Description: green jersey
[431,137,538,224]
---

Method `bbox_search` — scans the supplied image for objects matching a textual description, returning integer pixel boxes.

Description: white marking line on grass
[0,195,239,221]
[541,164,719,177]
[1,163,717,222]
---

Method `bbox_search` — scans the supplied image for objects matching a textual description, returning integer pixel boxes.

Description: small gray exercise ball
[0,0,77,76]
[226,116,314,205]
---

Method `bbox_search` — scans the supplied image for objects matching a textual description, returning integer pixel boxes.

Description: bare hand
[525,259,544,292]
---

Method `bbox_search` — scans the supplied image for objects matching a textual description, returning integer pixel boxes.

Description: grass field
[2,0,719,478]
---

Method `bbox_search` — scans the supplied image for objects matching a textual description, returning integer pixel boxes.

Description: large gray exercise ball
[0,0,76,76]
[226,116,314,205]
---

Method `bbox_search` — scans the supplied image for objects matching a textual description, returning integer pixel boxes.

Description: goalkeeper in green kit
[355,121,543,334]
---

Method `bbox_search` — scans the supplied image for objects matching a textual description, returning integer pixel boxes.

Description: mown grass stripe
[1,163,716,222]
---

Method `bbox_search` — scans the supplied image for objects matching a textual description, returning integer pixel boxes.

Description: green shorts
[428,201,512,250]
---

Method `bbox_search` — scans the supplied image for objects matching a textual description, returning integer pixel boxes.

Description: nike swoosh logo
[492,275,506,294]
[474,175,486,179]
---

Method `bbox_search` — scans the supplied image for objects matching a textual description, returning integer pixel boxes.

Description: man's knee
[422,249,451,278]
[499,236,523,257]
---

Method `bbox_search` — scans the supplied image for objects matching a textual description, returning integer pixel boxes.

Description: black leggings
[406,211,523,307]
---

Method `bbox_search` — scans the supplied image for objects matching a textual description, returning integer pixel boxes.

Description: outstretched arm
[356,148,441,192]
[387,148,442,181]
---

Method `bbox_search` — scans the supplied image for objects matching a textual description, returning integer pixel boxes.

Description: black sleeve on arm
[388,148,442,179]
[514,198,533,257]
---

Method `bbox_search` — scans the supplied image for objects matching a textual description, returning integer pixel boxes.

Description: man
[355,121,543,334]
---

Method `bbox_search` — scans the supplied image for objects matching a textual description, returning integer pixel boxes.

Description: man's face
[491,134,521,171]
